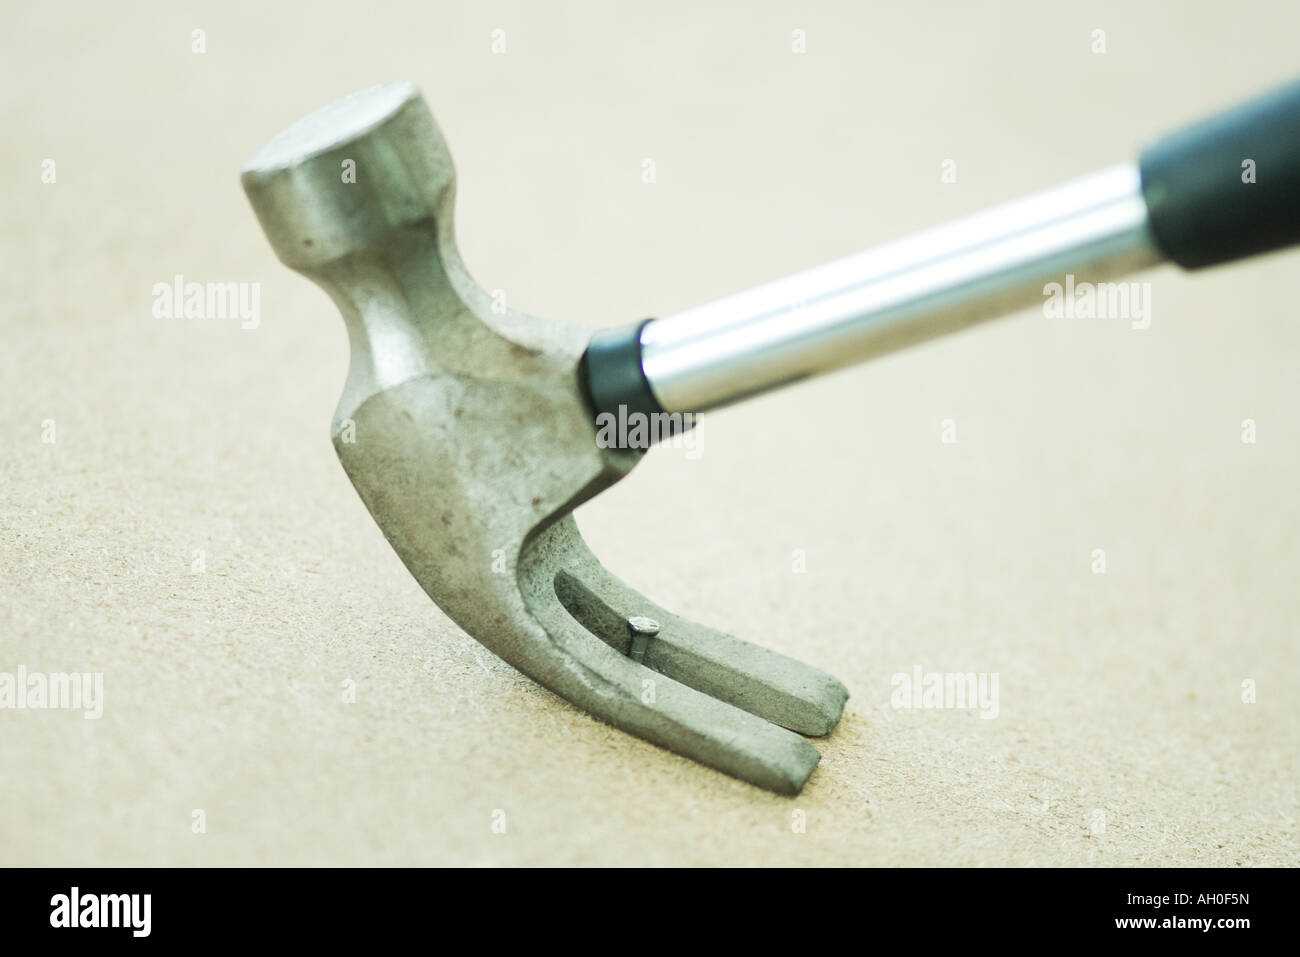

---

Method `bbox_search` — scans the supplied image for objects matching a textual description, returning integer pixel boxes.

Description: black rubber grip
[580,319,663,421]
[1139,78,1300,269]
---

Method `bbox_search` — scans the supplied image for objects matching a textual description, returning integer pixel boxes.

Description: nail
[626,615,660,663]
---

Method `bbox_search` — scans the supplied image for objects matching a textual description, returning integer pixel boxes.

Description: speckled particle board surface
[2,0,1298,866]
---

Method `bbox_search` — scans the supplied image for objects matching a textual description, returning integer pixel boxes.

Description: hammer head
[241,83,847,794]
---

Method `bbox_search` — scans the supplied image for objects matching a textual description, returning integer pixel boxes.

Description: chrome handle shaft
[638,164,1160,414]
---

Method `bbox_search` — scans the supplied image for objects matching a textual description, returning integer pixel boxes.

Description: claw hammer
[244,77,1300,793]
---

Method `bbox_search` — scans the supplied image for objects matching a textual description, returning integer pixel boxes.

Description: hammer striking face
[241,83,848,794]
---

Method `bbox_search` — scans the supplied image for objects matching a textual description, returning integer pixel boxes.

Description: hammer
[242,80,1300,794]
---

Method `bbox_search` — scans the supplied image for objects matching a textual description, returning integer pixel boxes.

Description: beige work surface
[3,1,1298,866]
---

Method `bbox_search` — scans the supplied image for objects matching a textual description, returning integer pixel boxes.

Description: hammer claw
[544,530,847,736]
[522,517,845,792]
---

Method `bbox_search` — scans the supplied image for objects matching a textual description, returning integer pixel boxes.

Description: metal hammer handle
[584,78,1300,419]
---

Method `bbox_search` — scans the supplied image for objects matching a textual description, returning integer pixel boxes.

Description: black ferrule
[580,319,664,421]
